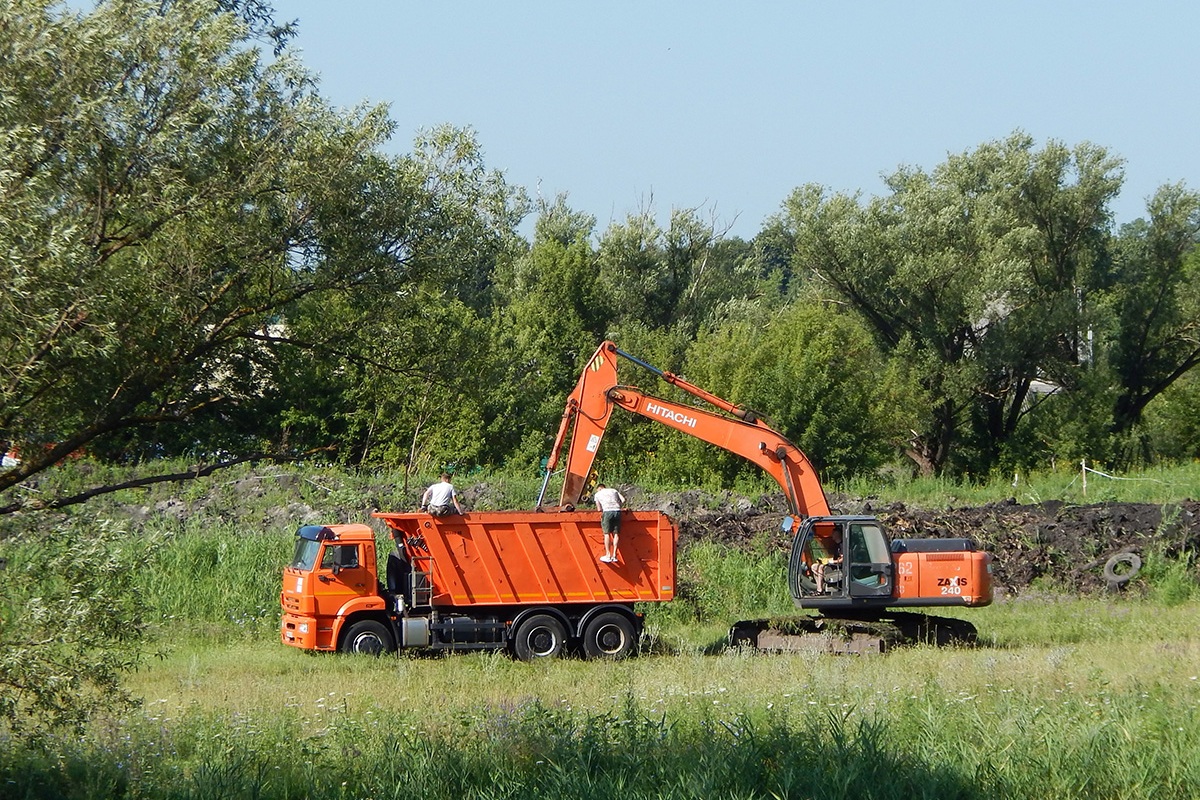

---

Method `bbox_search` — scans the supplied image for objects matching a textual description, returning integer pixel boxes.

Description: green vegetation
[2,600,1199,799]
[844,459,1200,508]
[1,1,1199,795]
[1,460,1199,797]
[3,1,1200,518]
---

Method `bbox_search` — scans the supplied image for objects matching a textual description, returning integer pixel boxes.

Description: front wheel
[582,612,637,660]
[340,619,395,655]
[511,614,566,661]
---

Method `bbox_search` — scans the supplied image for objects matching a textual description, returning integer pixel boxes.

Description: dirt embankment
[621,486,1200,596]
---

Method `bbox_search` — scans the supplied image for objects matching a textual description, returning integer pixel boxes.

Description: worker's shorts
[601,510,622,534]
[429,504,454,516]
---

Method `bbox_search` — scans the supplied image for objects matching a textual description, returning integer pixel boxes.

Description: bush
[0,515,156,739]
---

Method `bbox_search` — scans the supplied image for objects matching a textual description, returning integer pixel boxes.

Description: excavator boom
[541,341,830,517]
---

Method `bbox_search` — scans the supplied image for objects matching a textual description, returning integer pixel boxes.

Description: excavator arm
[539,341,831,518]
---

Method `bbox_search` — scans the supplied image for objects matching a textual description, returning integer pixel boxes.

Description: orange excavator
[538,341,993,653]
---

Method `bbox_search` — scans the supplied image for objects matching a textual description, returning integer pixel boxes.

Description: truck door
[313,542,372,618]
[845,522,893,598]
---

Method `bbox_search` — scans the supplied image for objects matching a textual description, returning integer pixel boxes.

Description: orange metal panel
[374,510,677,608]
[894,550,993,606]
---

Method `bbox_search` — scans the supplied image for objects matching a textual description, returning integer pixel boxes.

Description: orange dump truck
[280,510,676,659]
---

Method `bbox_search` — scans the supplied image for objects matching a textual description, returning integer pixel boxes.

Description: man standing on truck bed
[421,472,463,516]
[594,482,625,563]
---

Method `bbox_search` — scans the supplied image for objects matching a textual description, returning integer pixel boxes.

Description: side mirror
[781,515,795,534]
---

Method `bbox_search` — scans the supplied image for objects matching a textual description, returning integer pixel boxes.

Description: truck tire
[582,612,636,660]
[511,614,566,661]
[340,620,395,655]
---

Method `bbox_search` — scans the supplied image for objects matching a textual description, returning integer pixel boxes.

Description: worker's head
[440,472,451,481]
[596,482,606,489]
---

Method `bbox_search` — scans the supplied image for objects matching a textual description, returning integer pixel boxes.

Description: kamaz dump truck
[280,509,676,659]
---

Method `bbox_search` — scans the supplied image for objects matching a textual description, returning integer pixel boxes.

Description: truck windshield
[291,537,321,571]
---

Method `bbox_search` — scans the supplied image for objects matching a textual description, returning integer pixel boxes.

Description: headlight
[299,623,309,634]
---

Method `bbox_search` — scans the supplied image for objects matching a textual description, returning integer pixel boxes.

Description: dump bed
[373,510,677,607]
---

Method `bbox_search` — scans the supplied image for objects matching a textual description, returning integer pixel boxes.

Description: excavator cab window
[789,518,894,601]
[790,519,846,598]
[845,523,892,597]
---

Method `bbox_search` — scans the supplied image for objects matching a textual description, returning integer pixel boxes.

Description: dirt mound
[634,487,1200,595]
[876,498,1200,594]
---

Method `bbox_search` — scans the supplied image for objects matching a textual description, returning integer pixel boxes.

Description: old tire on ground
[512,614,566,661]
[582,612,637,660]
[340,619,395,655]
[1103,552,1142,587]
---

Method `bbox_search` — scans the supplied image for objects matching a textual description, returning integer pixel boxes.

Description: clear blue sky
[275,1,1198,240]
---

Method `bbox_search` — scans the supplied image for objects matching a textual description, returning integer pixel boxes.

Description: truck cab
[281,524,391,652]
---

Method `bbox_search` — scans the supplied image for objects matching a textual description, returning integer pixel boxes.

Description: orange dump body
[374,510,677,607]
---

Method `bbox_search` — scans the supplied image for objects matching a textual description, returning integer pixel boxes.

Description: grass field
[3,596,1198,798]
[3,461,1200,798]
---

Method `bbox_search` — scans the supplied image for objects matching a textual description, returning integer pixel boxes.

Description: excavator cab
[788,516,894,608]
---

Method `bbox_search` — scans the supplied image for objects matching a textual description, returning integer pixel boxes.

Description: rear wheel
[340,619,395,655]
[511,614,566,661]
[582,612,637,659]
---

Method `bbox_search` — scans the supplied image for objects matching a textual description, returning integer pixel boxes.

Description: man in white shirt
[421,472,463,516]
[593,482,625,563]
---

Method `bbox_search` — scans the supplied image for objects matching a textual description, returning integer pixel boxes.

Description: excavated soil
[117,473,1198,597]
[618,487,1200,596]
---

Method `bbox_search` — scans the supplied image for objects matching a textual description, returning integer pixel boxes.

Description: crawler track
[729,611,978,655]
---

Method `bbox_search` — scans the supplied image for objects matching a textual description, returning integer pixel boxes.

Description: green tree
[484,197,607,468]
[597,208,758,336]
[0,2,529,509]
[0,0,392,502]
[1143,364,1200,461]
[1104,185,1200,443]
[0,518,156,740]
[776,132,1123,476]
[260,125,529,479]
[678,296,906,486]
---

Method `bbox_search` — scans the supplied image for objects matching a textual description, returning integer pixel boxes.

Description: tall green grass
[6,460,1200,798]
[7,601,1200,800]
[139,520,292,637]
[844,460,1200,507]
[8,520,1200,799]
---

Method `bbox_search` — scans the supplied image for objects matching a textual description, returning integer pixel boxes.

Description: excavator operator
[813,528,843,593]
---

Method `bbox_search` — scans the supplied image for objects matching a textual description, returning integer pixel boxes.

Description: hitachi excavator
[538,341,992,654]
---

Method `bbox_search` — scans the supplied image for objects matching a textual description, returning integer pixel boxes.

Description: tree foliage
[2,4,1199,506]
[0,517,155,740]
[0,2,527,509]
[1104,185,1200,437]
[1,0,389,494]
[669,295,906,486]
[774,133,1130,475]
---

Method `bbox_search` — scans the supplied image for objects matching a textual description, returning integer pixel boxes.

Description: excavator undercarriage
[729,611,980,656]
